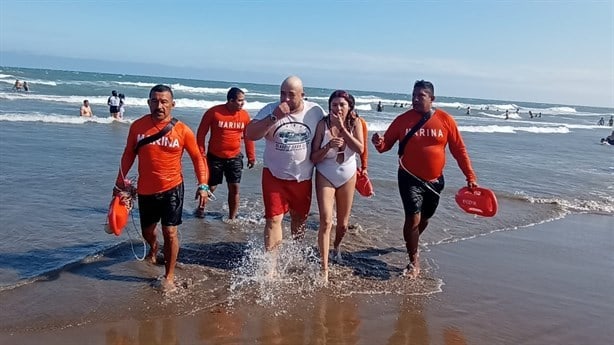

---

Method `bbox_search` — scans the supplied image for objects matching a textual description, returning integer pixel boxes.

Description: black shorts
[398,169,445,219]
[207,153,244,186]
[138,183,184,227]
[109,106,120,113]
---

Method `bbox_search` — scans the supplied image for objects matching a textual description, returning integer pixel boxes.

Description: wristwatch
[269,113,277,122]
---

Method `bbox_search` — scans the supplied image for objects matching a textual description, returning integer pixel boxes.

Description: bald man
[246,76,325,251]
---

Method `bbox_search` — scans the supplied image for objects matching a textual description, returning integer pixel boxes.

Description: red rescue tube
[107,195,129,236]
[355,169,374,197]
[455,186,498,217]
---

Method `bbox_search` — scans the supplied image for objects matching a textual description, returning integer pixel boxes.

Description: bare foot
[332,248,343,264]
[320,269,329,286]
[194,207,207,218]
[145,243,159,264]
[402,263,420,279]
[153,277,177,293]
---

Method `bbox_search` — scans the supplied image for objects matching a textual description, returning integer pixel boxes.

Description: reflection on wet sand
[311,292,360,344]
[198,303,244,344]
[387,297,430,345]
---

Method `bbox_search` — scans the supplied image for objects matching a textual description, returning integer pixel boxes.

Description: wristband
[198,184,209,191]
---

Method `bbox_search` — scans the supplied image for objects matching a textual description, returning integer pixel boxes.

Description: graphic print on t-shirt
[273,122,312,152]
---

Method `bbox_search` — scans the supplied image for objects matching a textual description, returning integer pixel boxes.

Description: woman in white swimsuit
[310,90,364,282]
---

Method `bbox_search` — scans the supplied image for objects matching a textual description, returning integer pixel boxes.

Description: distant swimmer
[377,101,383,112]
[12,79,23,91]
[505,110,509,120]
[80,100,93,117]
[119,93,126,119]
[466,106,470,115]
[597,117,605,126]
[529,111,533,118]
[107,90,121,119]
[23,81,29,92]
[609,116,613,126]
[601,130,614,145]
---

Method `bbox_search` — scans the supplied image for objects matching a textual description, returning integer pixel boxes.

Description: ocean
[0,66,613,335]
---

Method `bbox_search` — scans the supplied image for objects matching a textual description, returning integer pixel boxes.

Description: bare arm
[196,110,212,159]
[245,102,289,141]
[310,120,331,164]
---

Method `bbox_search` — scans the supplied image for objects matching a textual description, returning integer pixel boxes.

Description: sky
[1,0,613,107]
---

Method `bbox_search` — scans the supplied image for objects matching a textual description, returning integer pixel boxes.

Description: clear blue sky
[1,1,613,107]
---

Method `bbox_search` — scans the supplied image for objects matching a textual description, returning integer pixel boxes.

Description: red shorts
[262,168,312,219]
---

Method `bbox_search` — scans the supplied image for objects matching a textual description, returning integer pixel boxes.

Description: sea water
[1,66,612,302]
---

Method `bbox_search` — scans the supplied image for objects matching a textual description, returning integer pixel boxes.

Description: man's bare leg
[161,225,179,290]
[228,183,240,220]
[141,223,159,264]
[403,213,429,278]
[289,210,307,241]
[264,214,284,251]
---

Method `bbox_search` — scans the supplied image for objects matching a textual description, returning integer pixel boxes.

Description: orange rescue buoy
[355,169,374,197]
[106,195,129,236]
[455,186,498,217]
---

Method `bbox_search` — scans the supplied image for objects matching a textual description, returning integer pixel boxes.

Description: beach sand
[1,214,612,345]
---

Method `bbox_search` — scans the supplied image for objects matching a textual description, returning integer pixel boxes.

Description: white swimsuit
[316,125,357,188]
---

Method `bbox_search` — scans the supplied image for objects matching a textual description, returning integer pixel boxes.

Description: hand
[113,178,131,196]
[467,181,478,189]
[327,137,345,150]
[329,113,344,129]
[359,167,368,175]
[273,102,291,120]
[195,189,208,209]
[247,160,255,169]
[372,132,384,146]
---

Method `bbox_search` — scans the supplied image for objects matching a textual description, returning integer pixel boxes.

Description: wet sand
[1,214,612,344]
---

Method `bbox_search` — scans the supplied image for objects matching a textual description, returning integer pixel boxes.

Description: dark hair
[119,93,125,99]
[328,90,355,112]
[413,80,435,96]
[111,90,118,96]
[149,84,173,98]
[227,87,244,101]
[328,90,357,130]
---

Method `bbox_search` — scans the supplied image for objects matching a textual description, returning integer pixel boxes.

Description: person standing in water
[245,76,325,252]
[80,99,93,117]
[113,84,209,291]
[108,90,121,119]
[372,80,478,279]
[310,90,364,282]
[196,87,256,220]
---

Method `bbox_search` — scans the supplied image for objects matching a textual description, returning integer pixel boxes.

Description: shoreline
[1,213,612,344]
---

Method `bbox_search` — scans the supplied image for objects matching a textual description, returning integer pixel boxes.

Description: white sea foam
[0,112,129,124]
[116,81,157,88]
[170,83,239,95]
[458,125,570,134]
[0,92,268,110]
[355,104,372,111]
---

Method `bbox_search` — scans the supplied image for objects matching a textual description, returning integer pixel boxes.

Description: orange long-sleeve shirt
[375,108,476,183]
[196,104,256,161]
[116,115,208,195]
[358,116,368,169]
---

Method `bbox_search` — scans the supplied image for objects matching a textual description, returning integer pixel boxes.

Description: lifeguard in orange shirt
[372,80,478,279]
[197,87,256,220]
[114,84,209,292]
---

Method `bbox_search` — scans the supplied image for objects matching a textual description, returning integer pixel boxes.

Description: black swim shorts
[207,152,244,186]
[109,106,120,113]
[397,169,445,219]
[138,182,184,227]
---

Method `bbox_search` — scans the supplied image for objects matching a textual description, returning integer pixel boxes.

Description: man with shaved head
[246,76,325,252]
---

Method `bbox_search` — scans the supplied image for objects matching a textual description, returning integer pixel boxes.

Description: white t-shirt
[255,101,325,181]
[108,96,120,107]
